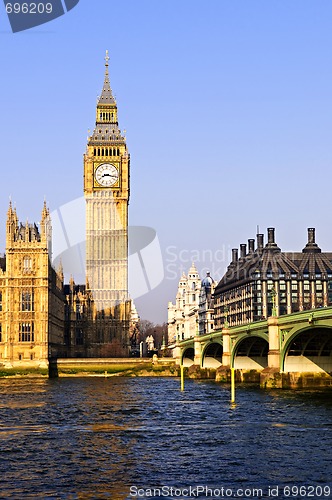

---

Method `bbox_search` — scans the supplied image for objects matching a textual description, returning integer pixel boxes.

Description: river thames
[0,377,331,499]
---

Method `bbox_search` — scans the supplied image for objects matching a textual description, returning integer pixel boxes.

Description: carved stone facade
[168,264,216,345]
[168,263,201,344]
[79,52,131,356]
[0,203,65,367]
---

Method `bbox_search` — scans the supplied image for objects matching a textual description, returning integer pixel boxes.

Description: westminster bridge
[173,307,332,387]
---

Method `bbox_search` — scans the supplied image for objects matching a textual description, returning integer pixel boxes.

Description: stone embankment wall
[1,357,331,389]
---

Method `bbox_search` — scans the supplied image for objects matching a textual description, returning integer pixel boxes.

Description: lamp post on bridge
[270,286,277,317]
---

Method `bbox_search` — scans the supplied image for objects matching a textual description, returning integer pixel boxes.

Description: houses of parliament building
[0,53,134,367]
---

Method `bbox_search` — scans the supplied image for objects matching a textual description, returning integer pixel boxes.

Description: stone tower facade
[83,52,131,354]
[0,202,65,367]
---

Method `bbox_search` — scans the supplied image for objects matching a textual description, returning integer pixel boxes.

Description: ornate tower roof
[88,51,125,146]
[98,50,116,106]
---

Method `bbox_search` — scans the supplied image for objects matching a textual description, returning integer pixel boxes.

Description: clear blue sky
[1,0,332,323]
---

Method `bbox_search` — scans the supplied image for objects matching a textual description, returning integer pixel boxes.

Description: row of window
[252,272,332,279]
[19,323,34,342]
[219,280,328,303]
[93,147,120,157]
[99,112,114,121]
[0,291,35,312]
[0,322,34,342]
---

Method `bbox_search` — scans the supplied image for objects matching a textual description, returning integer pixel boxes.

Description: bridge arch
[282,326,332,373]
[182,347,195,367]
[202,342,223,368]
[232,334,268,370]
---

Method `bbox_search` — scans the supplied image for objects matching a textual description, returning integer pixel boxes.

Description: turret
[40,200,52,256]
[57,260,64,284]
[6,200,18,247]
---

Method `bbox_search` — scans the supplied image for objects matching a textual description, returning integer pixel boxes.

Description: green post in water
[231,367,235,403]
[180,365,184,391]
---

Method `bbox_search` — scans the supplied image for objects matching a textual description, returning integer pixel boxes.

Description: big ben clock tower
[84,52,130,355]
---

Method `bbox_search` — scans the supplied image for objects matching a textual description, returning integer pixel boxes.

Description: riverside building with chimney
[213,228,332,329]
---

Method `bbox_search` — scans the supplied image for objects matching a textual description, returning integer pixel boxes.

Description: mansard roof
[288,251,332,277]
[215,228,332,295]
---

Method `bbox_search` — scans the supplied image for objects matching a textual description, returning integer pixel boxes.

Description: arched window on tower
[23,256,32,272]
[98,148,100,156]
[102,148,104,156]
[94,148,96,156]
[19,322,34,342]
[117,148,120,156]
[21,291,34,311]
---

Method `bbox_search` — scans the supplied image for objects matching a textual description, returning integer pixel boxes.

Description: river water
[0,377,331,499]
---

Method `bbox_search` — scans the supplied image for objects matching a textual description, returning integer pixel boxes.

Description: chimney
[257,234,264,250]
[232,248,238,263]
[267,228,275,244]
[248,239,255,253]
[265,227,280,251]
[240,243,246,259]
[302,227,320,253]
[308,228,315,244]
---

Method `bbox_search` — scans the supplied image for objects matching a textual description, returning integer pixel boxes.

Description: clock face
[95,163,119,187]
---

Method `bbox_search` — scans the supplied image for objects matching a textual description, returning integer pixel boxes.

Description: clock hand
[102,173,117,179]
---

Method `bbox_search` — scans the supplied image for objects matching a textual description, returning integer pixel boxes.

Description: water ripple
[0,378,331,498]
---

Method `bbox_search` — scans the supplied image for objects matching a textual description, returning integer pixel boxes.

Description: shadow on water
[0,377,331,499]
